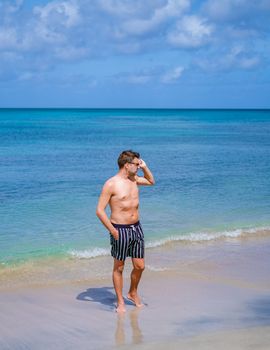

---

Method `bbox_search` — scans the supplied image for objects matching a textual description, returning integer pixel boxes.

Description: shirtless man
[96,150,155,313]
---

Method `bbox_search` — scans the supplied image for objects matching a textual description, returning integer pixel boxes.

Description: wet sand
[0,235,270,349]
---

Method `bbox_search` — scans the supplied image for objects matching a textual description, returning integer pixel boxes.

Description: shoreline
[1,235,270,349]
[1,226,270,290]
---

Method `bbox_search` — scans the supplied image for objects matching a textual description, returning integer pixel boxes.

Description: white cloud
[239,57,260,69]
[127,75,151,84]
[0,0,267,84]
[98,0,144,17]
[113,65,185,85]
[225,46,260,69]
[225,26,258,39]
[167,15,214,48]
[203,0,239,20]
[226,46,244,62]
[161,66,184,83]
[22,1,82,49]
[196,46,260,71]
[115,71,152,84]
[33,25,66,45]
[203,0,270,21]
[33,1,80,28]
[119,0,190,36]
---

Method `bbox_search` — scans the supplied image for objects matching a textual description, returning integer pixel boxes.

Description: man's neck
[118,169,135,181]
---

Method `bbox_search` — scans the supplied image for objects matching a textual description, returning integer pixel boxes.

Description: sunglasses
[129,162,140,167]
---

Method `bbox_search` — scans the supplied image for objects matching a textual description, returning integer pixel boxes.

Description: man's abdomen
[110,208,139,225]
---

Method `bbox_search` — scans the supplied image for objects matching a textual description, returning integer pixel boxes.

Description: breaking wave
[67,226,270,259]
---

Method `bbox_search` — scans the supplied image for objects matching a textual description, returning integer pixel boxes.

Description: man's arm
[136,159,155,186]
[96,180,119,240]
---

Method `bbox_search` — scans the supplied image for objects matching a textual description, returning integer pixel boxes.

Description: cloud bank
[0,0,269,103]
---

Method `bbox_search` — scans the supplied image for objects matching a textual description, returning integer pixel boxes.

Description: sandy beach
[1,233,270,349]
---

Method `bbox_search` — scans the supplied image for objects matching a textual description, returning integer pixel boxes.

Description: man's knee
[113,260,125,273]
[133,261,145,271]
[116,265,125,273]
[138,264,145,272]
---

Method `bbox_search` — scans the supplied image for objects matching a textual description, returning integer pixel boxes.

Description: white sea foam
[145,226,270,249]
[68,248,110,259]
[146,265,170,272]
[67,226,270,259]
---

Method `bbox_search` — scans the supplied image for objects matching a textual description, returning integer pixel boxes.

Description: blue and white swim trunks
[110,221,144,261]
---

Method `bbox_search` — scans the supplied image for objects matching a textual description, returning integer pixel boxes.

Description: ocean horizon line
[1,107,270,111]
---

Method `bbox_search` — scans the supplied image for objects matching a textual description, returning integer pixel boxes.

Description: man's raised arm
[136,159,155,186]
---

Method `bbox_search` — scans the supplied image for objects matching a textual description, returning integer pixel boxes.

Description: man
[96,150,155,313]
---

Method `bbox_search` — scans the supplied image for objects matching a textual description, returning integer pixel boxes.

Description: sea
[1,109,270,285]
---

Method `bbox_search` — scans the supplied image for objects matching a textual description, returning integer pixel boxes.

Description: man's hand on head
[139,159,147,169]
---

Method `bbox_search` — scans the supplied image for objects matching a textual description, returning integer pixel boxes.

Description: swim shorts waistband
[111,221,140,229]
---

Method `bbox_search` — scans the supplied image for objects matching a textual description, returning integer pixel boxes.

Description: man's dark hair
[118,150,140,169]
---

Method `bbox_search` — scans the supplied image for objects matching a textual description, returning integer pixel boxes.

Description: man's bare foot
[127,292,143,307]
[116,303,126,313]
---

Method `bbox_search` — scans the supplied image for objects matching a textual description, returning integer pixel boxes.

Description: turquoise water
[1,109,270,265]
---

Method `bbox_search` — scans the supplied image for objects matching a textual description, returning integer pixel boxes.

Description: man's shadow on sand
[76,287,136,311]
[76,287,116,310]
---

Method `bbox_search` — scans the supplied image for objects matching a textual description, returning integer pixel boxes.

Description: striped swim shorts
[110,221,144,261]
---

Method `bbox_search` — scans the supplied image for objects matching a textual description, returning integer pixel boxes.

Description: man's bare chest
[112,183,139,202]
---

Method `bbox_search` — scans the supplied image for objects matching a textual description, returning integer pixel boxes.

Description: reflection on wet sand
[115,308,143,346]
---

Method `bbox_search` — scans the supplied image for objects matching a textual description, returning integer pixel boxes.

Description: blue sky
[0,0,269,108]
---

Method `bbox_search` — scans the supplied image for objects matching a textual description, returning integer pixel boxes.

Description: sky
[0,0,270,108]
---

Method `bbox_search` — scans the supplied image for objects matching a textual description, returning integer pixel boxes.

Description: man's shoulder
[104,175,118,188]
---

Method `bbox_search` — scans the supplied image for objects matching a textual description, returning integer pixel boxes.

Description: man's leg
[128,258,145,307]
[113,258,126,312]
